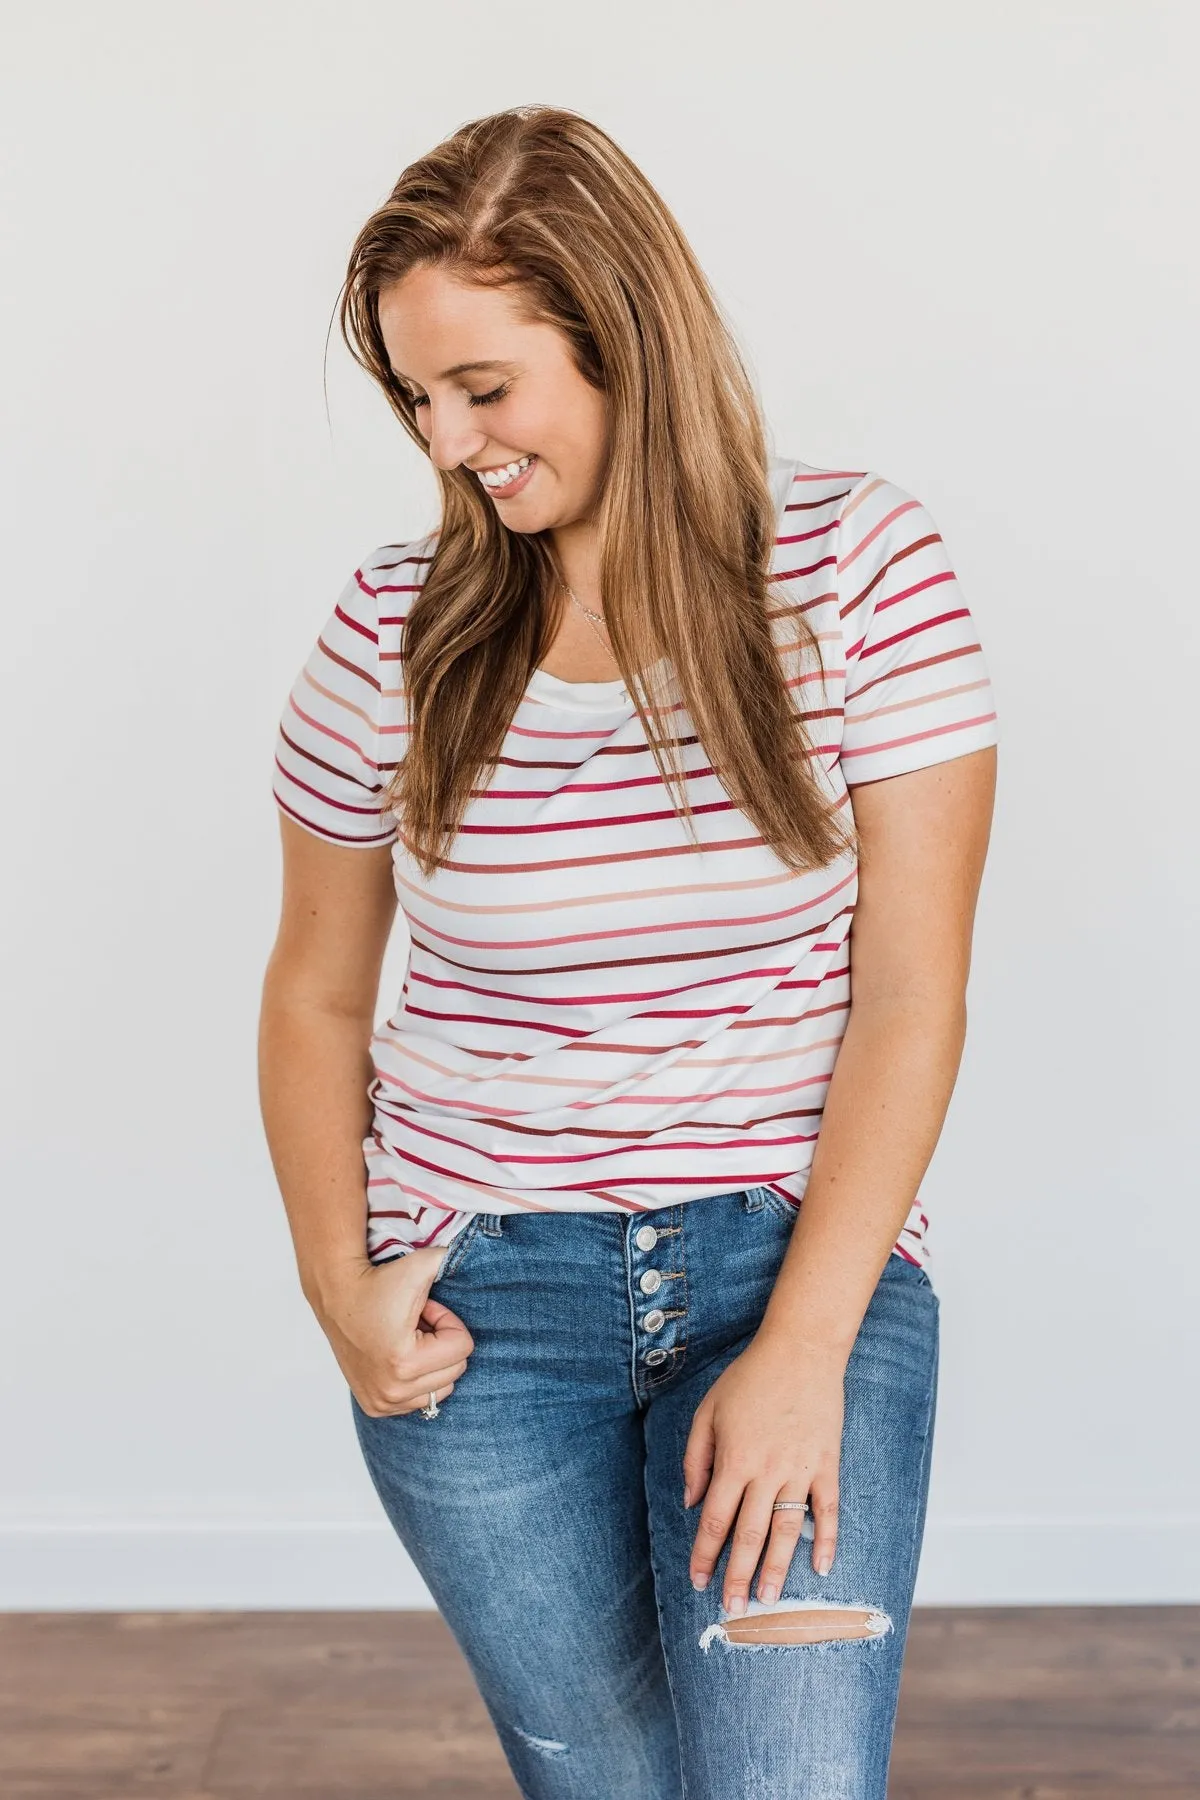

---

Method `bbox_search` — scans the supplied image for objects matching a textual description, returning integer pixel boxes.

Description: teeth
[480,455,533,489]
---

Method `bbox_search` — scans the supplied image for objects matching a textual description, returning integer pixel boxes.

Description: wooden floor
[2,1606,1197,1798]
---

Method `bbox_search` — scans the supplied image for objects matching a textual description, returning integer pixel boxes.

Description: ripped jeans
[351,1185,940,1799]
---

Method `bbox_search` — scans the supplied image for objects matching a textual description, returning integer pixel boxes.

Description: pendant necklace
[561,579,615,662]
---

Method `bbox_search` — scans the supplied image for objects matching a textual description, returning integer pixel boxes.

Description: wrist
[753,1314,854,1373]
[300,1250,373,1317]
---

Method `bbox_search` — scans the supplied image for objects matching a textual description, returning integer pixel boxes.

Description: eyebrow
[391,359,516,384]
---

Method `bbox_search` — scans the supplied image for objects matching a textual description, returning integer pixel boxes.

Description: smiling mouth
[476,453,537,492]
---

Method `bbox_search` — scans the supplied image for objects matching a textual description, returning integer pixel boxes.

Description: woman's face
[377,264,610,532]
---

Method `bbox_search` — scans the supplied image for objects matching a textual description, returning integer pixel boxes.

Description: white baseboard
[2,1516,1197,1611]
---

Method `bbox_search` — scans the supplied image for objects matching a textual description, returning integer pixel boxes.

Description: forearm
[257,969,377,1307]
[758,993,968,1363]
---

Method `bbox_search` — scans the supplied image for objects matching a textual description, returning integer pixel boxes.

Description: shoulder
[769,457,866,582]
[772,457,869,535]
[357,532,438,608]
[771,460,942,566]
[833,473,949,583]
[344,531,438,640]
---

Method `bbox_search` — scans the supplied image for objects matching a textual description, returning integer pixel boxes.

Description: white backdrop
[3,0,1197,1609]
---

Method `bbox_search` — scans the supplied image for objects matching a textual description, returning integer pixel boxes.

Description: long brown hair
[337,104,856,879]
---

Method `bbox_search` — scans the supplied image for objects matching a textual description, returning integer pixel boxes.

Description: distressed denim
[351,1185,940,1799]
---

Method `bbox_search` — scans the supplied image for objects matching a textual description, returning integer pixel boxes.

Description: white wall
[3,0,1197,1608]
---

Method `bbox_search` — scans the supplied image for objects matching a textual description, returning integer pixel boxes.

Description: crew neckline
[525,659,681,713]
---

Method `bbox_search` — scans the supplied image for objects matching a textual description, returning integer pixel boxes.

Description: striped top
[272,458,999,1268]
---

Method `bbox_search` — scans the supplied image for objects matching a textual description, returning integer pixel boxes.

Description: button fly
[634,1225,658,1251]
[642,1307,666,1332]
[639,1268,662,1294]
[644,1347,668,1367]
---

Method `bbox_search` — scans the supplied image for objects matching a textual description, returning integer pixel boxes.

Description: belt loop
[741,1186,768,1212]
[480,1211,505,1236]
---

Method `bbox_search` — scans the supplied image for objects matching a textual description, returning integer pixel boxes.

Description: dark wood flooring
[1,1606,1197,1798]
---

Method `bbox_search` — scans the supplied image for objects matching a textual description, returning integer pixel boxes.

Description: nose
[420,403,488,474]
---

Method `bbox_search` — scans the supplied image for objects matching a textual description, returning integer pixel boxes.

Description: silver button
[644,1347,668,1367]
[639,1268,663,1294]
[635,1225,658,1251]
[642,1307,666,1333]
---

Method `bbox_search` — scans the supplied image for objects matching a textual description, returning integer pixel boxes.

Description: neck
[548,519,602,613]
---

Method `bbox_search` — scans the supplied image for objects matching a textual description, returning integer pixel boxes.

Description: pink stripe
[841,712,998,759]
[287,696,378,771]
[838,500,922,571]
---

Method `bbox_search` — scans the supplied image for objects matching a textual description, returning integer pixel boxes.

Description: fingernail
[759,1583,778,1604]
[682,1488,692,1508]
[692,1573,708,1591]
[817,1557,833,1577]
[727,1594,747,1616]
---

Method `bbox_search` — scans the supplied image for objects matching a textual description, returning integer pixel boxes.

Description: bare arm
[258,814,398,1305]
[684,743,997,1608]
[258,813,473,1415]
[758,742,998,1355]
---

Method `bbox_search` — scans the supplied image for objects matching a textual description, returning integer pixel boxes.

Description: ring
[771,1500,810,1511]
[420,1392,439,1419]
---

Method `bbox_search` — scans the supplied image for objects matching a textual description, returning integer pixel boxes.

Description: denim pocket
[880,1251,937,1296]
[432,1213,485,1282]
[431,1211,507,1283]
[759,1188,802,1226]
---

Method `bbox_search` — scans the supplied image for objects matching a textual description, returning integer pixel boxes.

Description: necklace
[560,579,619,667]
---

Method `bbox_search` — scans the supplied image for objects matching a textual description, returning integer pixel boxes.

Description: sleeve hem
[843,721,998,788]
[273,793,397,849]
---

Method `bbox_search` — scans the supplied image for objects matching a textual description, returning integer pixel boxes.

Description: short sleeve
[836,474,999,785]
[271,554,400,848]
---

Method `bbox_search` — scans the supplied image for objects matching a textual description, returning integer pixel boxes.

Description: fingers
[681,1405,715,1509]
[755,1499,811,1605]
[808,1474,839,1577]
[357,1356,470,1418]
[418,1296,473,1345]
[688,1470,747,1598]
[689,1475,839,1611]
[381,1378,457,1418]
[717,1482,785,1615]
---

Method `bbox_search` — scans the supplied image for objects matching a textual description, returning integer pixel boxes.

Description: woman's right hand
[310,1245,475,1417]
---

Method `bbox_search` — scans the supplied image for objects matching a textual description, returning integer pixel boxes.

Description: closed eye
[406,383,512,409]
[469,383,511,407]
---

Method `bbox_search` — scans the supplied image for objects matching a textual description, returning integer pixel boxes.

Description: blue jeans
[351,1185,940,1799]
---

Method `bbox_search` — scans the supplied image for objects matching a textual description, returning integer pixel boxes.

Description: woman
[259,104,998,1799]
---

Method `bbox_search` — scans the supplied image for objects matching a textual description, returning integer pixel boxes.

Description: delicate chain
[561,579,619,667]
[564,582,605,624]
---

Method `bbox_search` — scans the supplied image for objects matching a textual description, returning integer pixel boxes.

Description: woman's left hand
[682,1331,847,1613]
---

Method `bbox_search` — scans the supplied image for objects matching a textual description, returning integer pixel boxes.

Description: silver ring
[772,1500,810,1511]
[419,1392,439,1419]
